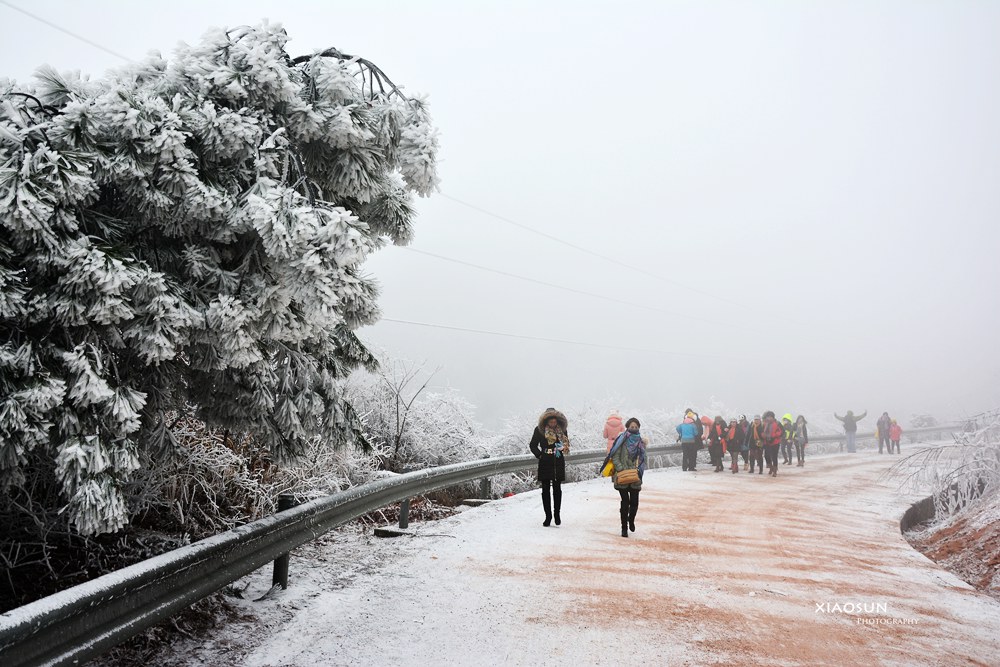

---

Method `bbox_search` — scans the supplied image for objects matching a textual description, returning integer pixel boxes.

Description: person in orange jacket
[707,416,727,472]
[603,410,625,452]
[889,419,903,454]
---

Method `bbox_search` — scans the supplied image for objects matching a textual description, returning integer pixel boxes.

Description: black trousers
[764,444,780,470]
[748,445,764,472]
[795,442,805,463]
[618,488,639,526]
[541,480,562,518]
[708,443,723,469]
[681,442,699,470]
[878,433,891,453]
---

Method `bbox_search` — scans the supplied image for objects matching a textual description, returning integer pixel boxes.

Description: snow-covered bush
[888,414,1000,519]
[0,23,439,536]
[344,358,484,473]
[125,414,385,536]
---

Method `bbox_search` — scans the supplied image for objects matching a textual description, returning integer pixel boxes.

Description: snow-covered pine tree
[0,23,439,535]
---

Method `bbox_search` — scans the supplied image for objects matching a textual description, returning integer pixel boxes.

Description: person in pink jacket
[603,410,625,452]
[889,419,903,454]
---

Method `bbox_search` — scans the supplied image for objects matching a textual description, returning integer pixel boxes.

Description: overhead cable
[439,192,749,309]
[0,1,133,62]
[378,317,733,360]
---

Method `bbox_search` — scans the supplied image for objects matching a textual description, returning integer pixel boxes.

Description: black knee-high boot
[618,490,629,537]
[553,481,562,525]
[628,492,639,532]
[541,482,552,527]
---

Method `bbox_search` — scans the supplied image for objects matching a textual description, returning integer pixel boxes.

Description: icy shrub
[0,23,439,537]
[890,413,1000,520]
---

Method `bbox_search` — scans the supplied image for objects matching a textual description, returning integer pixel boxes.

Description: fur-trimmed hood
[538,408,568,431]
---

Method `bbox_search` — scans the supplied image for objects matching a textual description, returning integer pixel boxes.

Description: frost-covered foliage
[0,23,439,535]
[344,358,483,472]
[125,416,383,536]
[911,413,939,428]
[888,413,1000,519]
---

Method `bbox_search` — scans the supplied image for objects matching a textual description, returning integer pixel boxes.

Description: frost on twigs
[0,23,439,536]
[886,413,1000,522]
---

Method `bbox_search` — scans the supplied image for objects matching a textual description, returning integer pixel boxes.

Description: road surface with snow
[160,454,1000,667]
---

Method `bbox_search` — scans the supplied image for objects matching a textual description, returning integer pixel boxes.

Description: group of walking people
[530,406,903,539]
[529,407,809,539]
[674,409,809,476]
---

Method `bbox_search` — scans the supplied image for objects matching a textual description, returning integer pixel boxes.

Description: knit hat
[753,414,761,420]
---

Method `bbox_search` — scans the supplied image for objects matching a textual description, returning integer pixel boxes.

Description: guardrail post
[479,476,491,499]
[399,498,410,529]
[272,493,298,589]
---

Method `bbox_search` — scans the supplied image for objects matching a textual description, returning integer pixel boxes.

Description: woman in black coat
[529,408,570,526]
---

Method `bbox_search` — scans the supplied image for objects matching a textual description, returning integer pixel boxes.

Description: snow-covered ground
[135,452,1000,667]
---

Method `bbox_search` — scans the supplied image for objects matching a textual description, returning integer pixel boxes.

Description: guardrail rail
[0,425,959,666]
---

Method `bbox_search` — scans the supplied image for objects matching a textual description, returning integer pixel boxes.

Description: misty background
[2,0,998,428]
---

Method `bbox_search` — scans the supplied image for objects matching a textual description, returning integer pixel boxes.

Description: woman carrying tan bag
[599,417,647,538]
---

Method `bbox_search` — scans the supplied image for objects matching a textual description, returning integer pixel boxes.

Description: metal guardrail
[0,424,959,666]
[0,443,681,667]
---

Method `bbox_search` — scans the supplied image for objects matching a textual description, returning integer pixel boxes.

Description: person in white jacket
[603,410,625,452]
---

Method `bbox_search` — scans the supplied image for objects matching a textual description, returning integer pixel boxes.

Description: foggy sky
[3,0,998,427]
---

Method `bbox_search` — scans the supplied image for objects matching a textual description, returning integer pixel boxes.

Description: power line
[397,245,772,334]
[439,192,749,309]
[0,1,133,63]
[5,2,782,338]
[378,317,733,360]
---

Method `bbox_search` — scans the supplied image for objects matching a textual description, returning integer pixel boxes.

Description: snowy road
[197,455,999,667]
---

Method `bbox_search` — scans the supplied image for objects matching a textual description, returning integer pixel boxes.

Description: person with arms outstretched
[834,409,867,453]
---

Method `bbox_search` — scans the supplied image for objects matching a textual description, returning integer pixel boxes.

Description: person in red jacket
[889,419,903,454]
[761,411,783,477]
[603,410,625,452]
